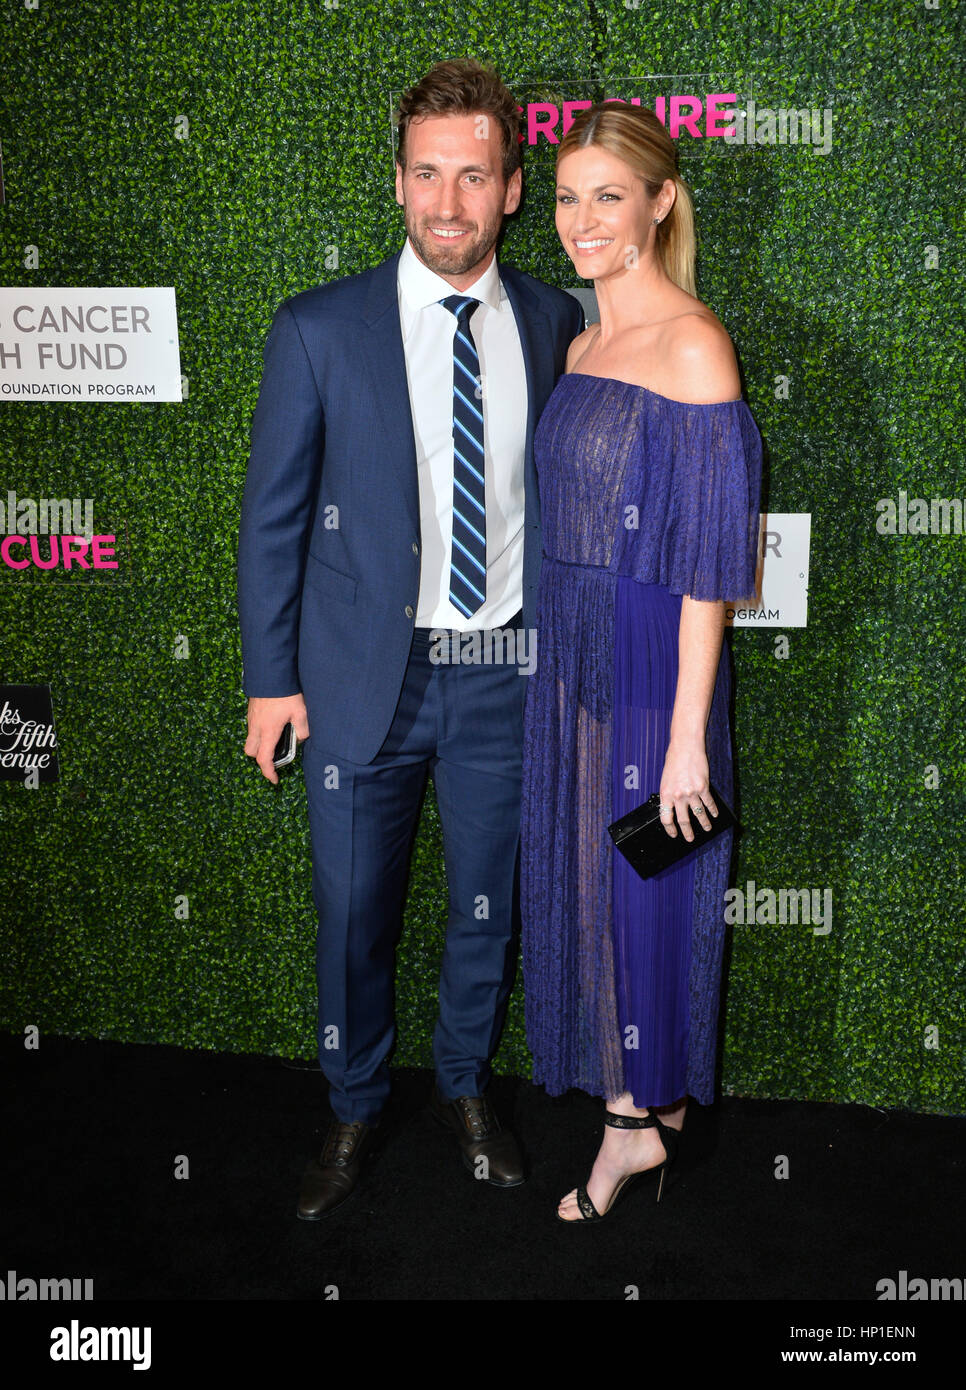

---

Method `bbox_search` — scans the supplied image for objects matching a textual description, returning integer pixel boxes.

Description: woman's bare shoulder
[654,311,741,403]
[565,324,601,373]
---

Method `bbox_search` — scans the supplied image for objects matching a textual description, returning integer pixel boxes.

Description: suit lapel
[358,248,552,541]
[360,250,421,536]
[499,265,551,482]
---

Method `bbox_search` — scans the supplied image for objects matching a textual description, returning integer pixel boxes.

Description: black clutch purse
[607,783,737,881]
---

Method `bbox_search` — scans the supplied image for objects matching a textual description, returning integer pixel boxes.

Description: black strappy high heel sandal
[557,1109,680,1223]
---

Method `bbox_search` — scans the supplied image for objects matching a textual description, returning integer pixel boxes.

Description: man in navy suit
[238,58,584,1218]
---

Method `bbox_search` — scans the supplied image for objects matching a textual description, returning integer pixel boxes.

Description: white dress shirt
[396,236,528,630]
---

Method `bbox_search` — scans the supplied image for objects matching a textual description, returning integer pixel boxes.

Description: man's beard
[405,211,501,277]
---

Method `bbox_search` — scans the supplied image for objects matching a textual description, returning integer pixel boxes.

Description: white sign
[728,512,811,628]
[0,287,182,401]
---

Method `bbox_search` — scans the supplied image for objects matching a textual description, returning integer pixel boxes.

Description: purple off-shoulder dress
[520,373,763,1108]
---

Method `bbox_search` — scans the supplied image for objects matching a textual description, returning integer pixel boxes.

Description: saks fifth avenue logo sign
[0,686,59,784]
[0,287,183,400]
[0,492,118,575]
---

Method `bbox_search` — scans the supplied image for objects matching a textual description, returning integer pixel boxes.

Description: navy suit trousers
[302,620,527,1123]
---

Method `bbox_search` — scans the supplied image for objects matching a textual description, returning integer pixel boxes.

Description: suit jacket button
[412,541,419,555]
[405,605,414,619]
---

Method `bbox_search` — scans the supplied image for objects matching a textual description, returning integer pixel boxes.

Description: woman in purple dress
[520,102,762,1222]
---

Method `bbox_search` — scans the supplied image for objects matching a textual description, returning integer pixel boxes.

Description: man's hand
[245,694,310,785]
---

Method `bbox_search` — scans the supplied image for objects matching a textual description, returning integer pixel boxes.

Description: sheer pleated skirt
[521,563,734,1108]
[612,577,733,1106]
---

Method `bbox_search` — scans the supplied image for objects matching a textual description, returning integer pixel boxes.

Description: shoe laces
[322,1121,366,1164]
[457,1095,497,1139]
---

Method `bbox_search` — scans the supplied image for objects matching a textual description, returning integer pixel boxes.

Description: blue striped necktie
[440,294,486,618]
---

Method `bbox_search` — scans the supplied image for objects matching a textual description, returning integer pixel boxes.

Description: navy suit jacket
[237,246,585,765]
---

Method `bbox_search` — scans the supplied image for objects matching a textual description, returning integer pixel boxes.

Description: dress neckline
[562,371,742,408]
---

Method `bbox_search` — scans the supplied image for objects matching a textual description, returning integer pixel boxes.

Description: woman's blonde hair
[556,102,697,296]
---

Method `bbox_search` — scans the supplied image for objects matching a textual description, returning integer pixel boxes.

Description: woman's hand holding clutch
[658,738,718,840]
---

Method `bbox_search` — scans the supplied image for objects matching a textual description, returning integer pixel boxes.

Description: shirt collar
[397,236,503,314]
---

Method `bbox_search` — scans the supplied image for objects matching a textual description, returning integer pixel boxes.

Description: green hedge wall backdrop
[1,2,963,1115]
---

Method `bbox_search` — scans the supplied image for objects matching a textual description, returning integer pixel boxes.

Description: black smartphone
[272,722,298,769]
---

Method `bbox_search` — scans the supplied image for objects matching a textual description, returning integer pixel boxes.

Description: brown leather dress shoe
[296,1119,376,1220]
[429,1088,525,1187]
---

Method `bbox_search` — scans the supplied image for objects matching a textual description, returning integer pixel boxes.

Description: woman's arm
[657,314,741,837]
[661,596,725,838]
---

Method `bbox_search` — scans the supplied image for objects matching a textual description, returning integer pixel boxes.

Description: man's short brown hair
[395,58,522,185]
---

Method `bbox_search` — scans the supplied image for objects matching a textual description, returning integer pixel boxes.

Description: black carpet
[1,1032,963,1345]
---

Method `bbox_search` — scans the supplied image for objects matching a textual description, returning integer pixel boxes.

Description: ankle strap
[604,1111,663,1130]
